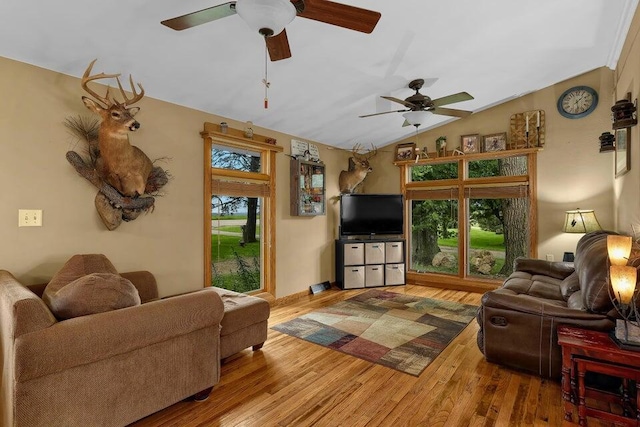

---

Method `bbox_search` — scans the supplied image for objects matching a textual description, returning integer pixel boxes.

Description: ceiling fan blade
[161,2,237,31]
[266,29,292,61]
[381,96,415,108]
[298,0,381,33]
[431,92,474,107]
[431,107,473,118]
[359,109,408,118]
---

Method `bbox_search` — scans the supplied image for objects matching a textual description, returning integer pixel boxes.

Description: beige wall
[614,7,640,236]
[0,56,345,298]
[369,68,616,262]
[3,5,639,299]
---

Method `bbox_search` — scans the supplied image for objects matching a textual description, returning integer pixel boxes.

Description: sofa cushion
[502,272,564,301]
[43,254,140,319]
[45,273,140,320]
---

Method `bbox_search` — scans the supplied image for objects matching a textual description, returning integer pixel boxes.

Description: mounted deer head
[80,59,153,198]
[338,143,377,194]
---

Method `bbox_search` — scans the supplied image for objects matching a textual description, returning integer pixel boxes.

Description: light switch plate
[18,209,42,227]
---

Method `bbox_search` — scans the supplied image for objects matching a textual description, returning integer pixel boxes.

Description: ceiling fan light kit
[360,78,474,125]
[236,0,296,37]
[402,110,432,126]
[162,1,381,62]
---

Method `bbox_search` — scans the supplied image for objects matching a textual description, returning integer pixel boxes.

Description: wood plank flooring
[131,285,614,427]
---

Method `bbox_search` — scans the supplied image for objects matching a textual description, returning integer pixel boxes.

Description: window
[202,123,282,295]
[401,152,537,287]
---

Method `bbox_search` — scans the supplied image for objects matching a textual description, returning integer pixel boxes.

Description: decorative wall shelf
[393,147,541,166]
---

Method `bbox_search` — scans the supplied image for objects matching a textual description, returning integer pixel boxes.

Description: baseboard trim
[407,272,500,294]
[274,282,338,306]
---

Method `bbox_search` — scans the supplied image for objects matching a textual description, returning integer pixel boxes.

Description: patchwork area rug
[272,289,478,376]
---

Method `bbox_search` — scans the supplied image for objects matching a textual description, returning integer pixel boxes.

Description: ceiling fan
[161,0,381,62]
[359,79,474,127]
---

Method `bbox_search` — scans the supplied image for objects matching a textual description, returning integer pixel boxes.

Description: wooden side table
[558,325,640,426]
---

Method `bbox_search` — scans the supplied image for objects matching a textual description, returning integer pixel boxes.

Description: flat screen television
[340,194,404,237]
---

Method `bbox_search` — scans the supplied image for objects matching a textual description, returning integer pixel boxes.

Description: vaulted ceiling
[1,0,637,149]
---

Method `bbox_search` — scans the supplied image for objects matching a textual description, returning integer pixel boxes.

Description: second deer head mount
[338,143,377,194]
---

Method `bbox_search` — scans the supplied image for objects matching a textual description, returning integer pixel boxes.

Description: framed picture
[461,134,480,154]
[482,132,507,152]
[615,127,630,177]
[395,142,416,161]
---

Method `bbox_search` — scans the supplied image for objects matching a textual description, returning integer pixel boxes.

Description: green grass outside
[438,226,505,251]
[212,272,260,293]
[212,213,249,220]
[211,234,260,260]
[214,225,261,234]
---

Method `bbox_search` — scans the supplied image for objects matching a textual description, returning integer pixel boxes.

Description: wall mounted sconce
[611,92,637,130]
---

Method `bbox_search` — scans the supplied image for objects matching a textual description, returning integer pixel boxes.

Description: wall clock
[557,86,598,119]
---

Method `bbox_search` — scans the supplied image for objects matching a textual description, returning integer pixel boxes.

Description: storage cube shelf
[335,239,406,289]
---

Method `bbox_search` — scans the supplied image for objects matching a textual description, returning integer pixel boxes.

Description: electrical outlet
[545,254,554,261]
[18,209,42,227]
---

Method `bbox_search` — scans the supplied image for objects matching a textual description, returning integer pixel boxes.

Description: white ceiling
[0,0,637,150]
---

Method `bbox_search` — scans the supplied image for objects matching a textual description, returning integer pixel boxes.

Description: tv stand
[335,238,405,289]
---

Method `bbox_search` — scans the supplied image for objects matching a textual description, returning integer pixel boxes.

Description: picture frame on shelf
[482,132,507,152]
[395,142,416,161]
[615,127,631,177]
[461,134,480,154]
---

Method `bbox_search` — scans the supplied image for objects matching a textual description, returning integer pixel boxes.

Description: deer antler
[351,143,364,159]
[351,143,377,160]
[81,59,145,107]
[115,74,145,107]
[364,143,378,159]
[81,59,121,107]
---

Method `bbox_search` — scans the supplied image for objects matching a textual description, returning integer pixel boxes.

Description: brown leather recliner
[476,230,617,379]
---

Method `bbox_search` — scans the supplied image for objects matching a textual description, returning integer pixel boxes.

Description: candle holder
[509,110,545,149]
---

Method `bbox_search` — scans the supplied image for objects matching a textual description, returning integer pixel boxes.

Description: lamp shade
[402,111,432,126]
[610,265,637,305]
[236,0,296,36]
[562,209,602,233]
[607,235,632,266]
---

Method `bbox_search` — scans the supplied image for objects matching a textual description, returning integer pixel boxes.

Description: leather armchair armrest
[514,258,575,280]
[481,290,609,321]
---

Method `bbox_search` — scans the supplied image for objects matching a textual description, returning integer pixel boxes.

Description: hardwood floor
[131,285,611,427]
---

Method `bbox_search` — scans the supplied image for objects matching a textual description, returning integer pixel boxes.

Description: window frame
[398,149,538,290]
[201,122,282,295]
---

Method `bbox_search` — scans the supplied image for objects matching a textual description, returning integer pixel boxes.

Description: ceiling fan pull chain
[262,42,270,109]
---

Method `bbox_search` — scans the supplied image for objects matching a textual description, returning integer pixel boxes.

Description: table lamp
[607,234,640,345]
[562,209,602,261]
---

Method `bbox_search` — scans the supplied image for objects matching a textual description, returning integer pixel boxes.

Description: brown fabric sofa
[0,269,225,427]
[476,230,617,379]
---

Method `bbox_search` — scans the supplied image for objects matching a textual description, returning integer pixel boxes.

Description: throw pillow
[46,272,140,320]
[43,254,140,319]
